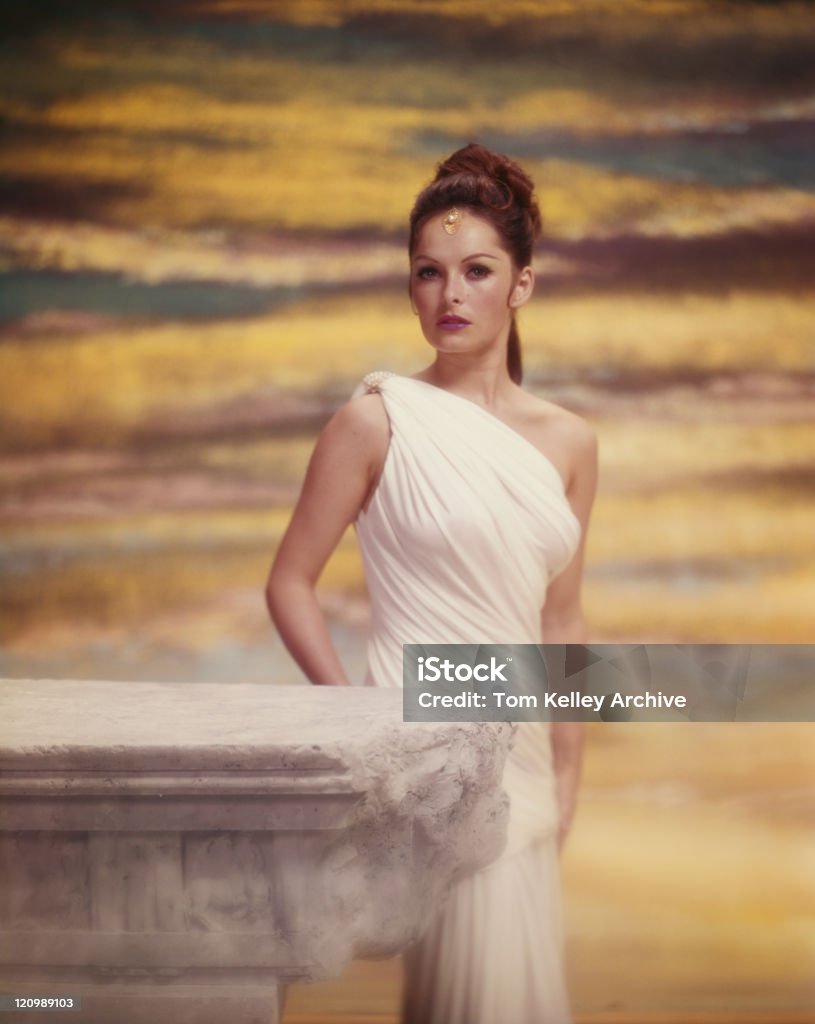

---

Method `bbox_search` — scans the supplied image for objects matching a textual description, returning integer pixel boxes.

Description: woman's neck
[416,357,517,411]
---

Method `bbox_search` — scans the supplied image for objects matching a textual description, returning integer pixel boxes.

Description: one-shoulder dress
[353,372,582,1024]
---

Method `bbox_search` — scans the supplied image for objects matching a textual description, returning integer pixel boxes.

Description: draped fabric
[353,372,581,1024]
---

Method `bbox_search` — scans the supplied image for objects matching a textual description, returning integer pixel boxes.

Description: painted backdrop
[1,2,813,1021]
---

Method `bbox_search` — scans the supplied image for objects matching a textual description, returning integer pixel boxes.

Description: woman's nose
[443,276,463,306]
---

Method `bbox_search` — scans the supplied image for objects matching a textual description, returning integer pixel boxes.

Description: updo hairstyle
[409,143,542,384]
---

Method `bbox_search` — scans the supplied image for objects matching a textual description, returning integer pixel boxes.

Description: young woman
[267,143,597,1024]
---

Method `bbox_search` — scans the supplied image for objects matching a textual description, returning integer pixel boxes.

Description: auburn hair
[409,143,542,384]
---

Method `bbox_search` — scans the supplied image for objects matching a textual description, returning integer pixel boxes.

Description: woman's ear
[509,265,535,309]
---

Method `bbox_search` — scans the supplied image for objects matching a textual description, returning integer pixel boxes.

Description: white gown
[353,372,581,1024]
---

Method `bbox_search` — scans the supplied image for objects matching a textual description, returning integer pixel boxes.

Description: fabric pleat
[353,373,581,1024]
[401,837,571,1024]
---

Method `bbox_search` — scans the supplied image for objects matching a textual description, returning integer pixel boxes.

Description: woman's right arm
[265,393,389,685]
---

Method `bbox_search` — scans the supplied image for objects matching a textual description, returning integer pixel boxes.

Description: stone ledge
[0,679,513,1023]
[0,680,435,771]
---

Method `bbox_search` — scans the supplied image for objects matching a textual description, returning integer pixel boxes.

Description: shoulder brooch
[362,370,394,394]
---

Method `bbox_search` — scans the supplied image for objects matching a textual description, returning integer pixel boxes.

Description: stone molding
[0,680,512,1023]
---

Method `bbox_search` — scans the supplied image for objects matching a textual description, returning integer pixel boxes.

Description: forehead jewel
[442,207,462,234]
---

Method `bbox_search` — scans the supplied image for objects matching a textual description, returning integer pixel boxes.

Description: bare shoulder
[320,391,390,463]
[514,389,597,490]
[520,390,594,446]
[334,390,390,434]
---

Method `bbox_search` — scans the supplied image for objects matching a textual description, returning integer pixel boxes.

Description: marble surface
[0,679,514,1022]
[0,680,425,769]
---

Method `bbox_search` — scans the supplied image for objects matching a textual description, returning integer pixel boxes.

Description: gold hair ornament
[442,207,462,234]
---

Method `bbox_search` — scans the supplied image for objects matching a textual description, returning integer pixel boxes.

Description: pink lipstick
[437,314,471,331]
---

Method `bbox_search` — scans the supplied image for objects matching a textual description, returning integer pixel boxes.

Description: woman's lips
[437,315,471,330]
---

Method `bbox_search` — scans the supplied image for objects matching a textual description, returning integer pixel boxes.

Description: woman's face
[410,209,533,361]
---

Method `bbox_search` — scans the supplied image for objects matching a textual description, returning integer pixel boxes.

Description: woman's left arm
[540,413,598,850]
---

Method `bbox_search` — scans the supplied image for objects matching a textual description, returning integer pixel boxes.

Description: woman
[267,143,597,1024]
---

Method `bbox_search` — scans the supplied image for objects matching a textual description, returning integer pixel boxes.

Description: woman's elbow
[265,563,313,626]
[540,607,588,644]
[265,564,291,625]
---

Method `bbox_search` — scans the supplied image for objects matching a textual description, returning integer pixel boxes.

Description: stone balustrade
[0,680,512,1023]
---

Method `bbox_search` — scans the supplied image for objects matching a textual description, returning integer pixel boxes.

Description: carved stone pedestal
[0,681,512,1023]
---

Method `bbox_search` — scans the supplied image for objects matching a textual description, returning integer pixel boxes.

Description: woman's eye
[468,264,490,278]
[416,266,438,280]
